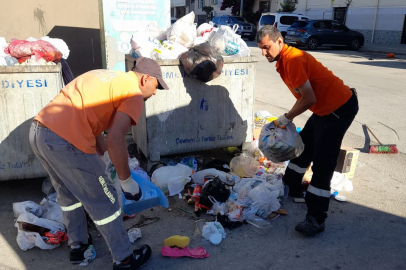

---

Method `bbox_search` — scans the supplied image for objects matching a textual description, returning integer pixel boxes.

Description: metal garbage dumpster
[125,55,257,161]
[0,64,63,181]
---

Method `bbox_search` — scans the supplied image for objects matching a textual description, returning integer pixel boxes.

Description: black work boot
[295,215,325,236]
[113,245,152,270]
[69,233,95,264]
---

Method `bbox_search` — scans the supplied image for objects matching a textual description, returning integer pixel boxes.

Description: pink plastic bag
[5,39,62,63]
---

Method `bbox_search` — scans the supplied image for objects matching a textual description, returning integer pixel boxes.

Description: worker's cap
[132,57,169,90]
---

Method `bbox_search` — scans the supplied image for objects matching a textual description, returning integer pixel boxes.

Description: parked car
[258,12,309,37]
[212,15,257,41]
[285,19,365,51]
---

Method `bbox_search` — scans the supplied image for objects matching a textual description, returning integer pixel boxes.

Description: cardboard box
[335,146,360,179]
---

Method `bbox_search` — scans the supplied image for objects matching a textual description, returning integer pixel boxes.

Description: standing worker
[256,26,359,236]
[29,57,169,269]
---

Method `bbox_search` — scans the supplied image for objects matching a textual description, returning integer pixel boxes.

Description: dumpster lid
[125,55,258,66]
[0,62,62,73]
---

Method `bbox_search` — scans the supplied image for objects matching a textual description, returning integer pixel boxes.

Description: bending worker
[29,57,169,269]
[256,26,359,236]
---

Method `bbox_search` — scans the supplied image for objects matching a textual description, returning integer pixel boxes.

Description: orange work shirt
[35,70,144,154]
[276,45,352,116]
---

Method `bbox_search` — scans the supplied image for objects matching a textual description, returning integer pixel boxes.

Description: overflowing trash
[129,11,250,83]
[1,36,69,66]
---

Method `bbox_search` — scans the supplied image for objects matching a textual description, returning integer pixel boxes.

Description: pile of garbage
[13,193,67,251]
[0,36,69,66]
[149,110,296,241]
[130,12,250,82]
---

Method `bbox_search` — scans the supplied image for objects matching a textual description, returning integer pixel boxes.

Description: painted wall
[0,0,102,77]
[191,0,232,16]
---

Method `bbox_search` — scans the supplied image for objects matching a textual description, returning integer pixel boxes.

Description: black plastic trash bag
[199,176,231,209]
[179,42,223,82]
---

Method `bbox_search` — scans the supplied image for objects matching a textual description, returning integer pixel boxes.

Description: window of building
[334,7,347,24]
[198,0,204,8]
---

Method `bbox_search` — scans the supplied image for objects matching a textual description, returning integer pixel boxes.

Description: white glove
[275,114,292,128]
[120,175,140,196]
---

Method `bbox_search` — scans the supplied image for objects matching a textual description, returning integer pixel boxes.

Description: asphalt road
[0,44,405,270]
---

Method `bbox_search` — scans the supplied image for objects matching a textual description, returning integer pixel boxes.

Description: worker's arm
[106,111,131,180]
[286,80,317,120]
[95,134,107,156]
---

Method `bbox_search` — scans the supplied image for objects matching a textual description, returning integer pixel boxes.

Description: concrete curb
[360,48,406,56]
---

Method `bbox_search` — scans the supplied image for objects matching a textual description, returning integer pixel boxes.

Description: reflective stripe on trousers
[307,185,330,198]
[93,209,122,226]
[287,162,307,174]
[60,202,83,212]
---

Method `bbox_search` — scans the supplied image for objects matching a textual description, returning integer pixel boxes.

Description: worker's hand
[274,114,292,129]
[120,176,141,200]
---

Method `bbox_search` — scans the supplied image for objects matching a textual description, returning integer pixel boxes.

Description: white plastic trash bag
[330,172,353,191]
[167,176,192,196]
[131,33,158,58]
[15,212,65,251]
[167,12,197,48]
[192,168,240,185]
[202,221,226,240]
[153,40,188,60]
[16,212,65,232]
[209,25,250,57]
[259,121,304,163]
[40,197,64,224]
[197,23,215,40]
[151,164,193,194]
[13,201,43,217]
[264,180,285,198]
[248,183,280,212]
[17,229,59,251]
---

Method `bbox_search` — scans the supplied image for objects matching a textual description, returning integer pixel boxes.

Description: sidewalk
[360,43,406,55]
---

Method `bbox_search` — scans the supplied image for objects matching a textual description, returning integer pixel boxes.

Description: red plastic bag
[5,39,62,63]
[43,231,68,244]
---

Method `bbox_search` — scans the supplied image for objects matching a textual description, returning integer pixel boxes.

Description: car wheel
[306,37,318,50]
[349,38,361,51]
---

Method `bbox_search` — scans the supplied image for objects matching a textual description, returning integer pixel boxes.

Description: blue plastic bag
[122,170,169,215]
[180,156,198,172]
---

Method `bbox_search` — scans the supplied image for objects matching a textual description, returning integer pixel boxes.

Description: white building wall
[191,0,231,16]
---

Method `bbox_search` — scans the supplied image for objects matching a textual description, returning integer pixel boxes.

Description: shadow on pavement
[1,173,406,270]
[351,60,406,69]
